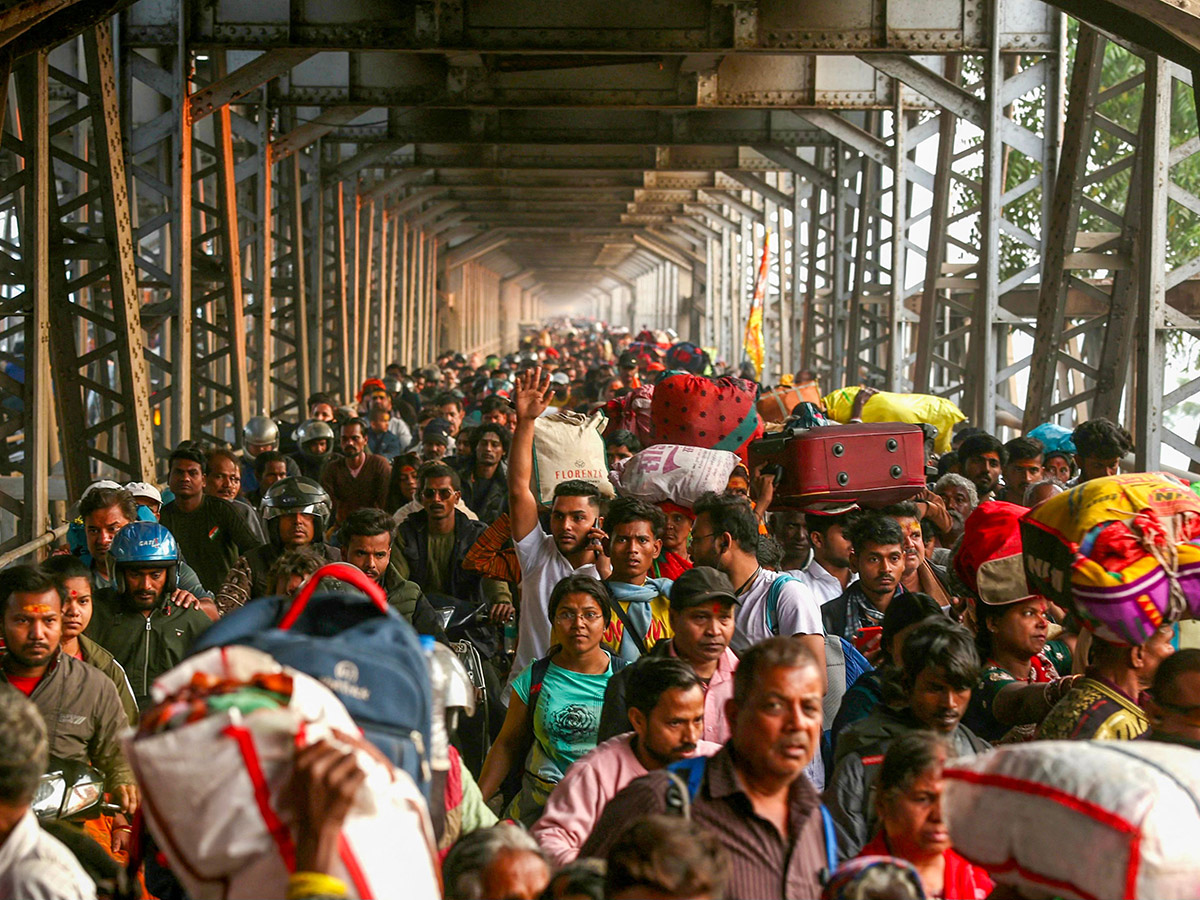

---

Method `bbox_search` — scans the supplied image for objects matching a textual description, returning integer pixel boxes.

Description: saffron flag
[743,231,770,380]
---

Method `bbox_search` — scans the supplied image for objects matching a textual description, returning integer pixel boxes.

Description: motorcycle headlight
[61,771,103,817]
[32,775,66,819]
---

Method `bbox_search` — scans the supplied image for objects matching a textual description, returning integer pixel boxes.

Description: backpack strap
[764,573,798,636]
[604,583,649,657]
[819,804,838,874]
[527,647,558,718]
[664,755,709,819]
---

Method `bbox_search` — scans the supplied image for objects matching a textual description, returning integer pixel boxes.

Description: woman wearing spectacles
[477,573,626,825]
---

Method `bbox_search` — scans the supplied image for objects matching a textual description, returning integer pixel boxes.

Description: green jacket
[381,562,447,641]
[78,634,139,727]
[87,590,212,710]
[1,651,133,791]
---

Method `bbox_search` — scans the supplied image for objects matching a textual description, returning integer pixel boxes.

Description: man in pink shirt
[532,657,721,867]
[597,566,739,744]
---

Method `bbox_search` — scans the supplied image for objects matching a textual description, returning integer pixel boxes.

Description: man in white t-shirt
[506,367,610,694]
[0,687,97,900]
[690,492,826,672]
[790,506,859,606]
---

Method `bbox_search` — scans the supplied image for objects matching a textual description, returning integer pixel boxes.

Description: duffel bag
[1021,473,1200,645]
[189,563,433,795]
[823,386,964,454]
[650,373,763,462]
[944,740,1200,900]
[530,409,614,504]
[130,645,440,900]
[609,444,740,507]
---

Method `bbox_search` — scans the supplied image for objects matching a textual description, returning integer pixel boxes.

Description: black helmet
[294,419,336,458]
[260,476,332,545]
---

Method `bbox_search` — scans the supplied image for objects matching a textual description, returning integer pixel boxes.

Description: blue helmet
[109,521,179,566]
[110,522,179,597]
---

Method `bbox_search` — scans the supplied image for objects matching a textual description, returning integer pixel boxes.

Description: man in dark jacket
[0,565,136,809]
[457,424,510,525]
[824,616,990,860]
[87,522,212,709]
[394,462,514,645]
[337,507,446,641]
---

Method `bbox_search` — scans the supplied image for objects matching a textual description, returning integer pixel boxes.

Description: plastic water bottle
[420,635,451,773]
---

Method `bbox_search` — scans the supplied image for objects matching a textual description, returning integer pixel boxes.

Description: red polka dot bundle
[648,373,763,463]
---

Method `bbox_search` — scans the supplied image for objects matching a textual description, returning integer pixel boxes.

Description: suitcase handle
[278,562,389,629]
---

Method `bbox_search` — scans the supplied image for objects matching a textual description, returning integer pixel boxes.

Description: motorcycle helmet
[109,521,179,594]
[243,415,279,454]
[294,419,336,458]
[260,476,332,546]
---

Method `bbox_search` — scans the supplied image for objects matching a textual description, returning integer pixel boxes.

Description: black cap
[670,566,738,611]
[424,418,452,443]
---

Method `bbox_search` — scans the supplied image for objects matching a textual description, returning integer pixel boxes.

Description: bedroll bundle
[944,740,1200,900]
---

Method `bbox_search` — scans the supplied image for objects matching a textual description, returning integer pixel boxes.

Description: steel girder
[123,0,1059,55]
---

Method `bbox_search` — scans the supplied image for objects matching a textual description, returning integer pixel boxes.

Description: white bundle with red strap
[609,444,740,507]
[124,646,440,900]
[943,740,1200,900]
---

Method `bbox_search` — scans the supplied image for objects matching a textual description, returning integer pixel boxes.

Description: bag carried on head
[530,410,615,505]
[129,645,440,900]
[1021,472,1200,645]
[609,444,740,508]
[189,563,433,796]
[649,373,763,463]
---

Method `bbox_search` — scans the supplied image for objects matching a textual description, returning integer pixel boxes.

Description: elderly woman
[860,731,993,900]
[477,574,625,824]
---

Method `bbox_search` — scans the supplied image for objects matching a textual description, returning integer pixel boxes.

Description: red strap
[338,833,373,899]
[278,562,389,630]
[222,725,297,872]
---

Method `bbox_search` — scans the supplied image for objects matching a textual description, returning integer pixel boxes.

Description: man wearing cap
[597,566,740,745]
[421,418,454,461]
[956,503,1079,743]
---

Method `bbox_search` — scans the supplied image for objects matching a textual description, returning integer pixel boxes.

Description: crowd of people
[1,321,1198,900]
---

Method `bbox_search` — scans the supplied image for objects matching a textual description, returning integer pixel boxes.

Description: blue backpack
[664,755,838,874]
[189,563,432,797]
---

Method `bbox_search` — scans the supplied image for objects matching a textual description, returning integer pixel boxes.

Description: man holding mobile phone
[506,367,611,697]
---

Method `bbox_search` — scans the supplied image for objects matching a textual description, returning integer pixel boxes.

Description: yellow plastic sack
[823,387,965,453]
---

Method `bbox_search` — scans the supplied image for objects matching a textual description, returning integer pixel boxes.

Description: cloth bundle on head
[953,501,1035,606]
[609,444,740,508]
[649,373,763,463]
[665,341,712,375]
[1027,422,1076,456]
[822,387,964,454]
[1022,472,1200,644]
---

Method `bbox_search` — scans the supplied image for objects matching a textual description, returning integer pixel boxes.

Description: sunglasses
[421,487,455,500]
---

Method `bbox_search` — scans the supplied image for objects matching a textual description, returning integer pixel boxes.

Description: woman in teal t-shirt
[478,573,621,825]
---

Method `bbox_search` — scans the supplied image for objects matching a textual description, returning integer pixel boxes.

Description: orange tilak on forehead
[22,603,54,615]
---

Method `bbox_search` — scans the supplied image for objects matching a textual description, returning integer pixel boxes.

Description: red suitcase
[748,422,927,510]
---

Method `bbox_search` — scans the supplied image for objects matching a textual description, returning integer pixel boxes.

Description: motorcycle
[427,592,504,773]
[33,757,121,821]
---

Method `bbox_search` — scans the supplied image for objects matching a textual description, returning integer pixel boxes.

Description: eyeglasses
[689,531,715,547]
[554,609,604,623]
[421,487,455,500]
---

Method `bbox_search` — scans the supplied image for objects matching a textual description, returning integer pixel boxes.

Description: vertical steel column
[290,151,312,408]
[415,228,426,365]
[16,51,51,544]
[912,60,960,394]
[428,234,439,359]
[1134,56,1170,471]
[255,132,275,415]
[888,98,908,390]
[1023,29,1104,429]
